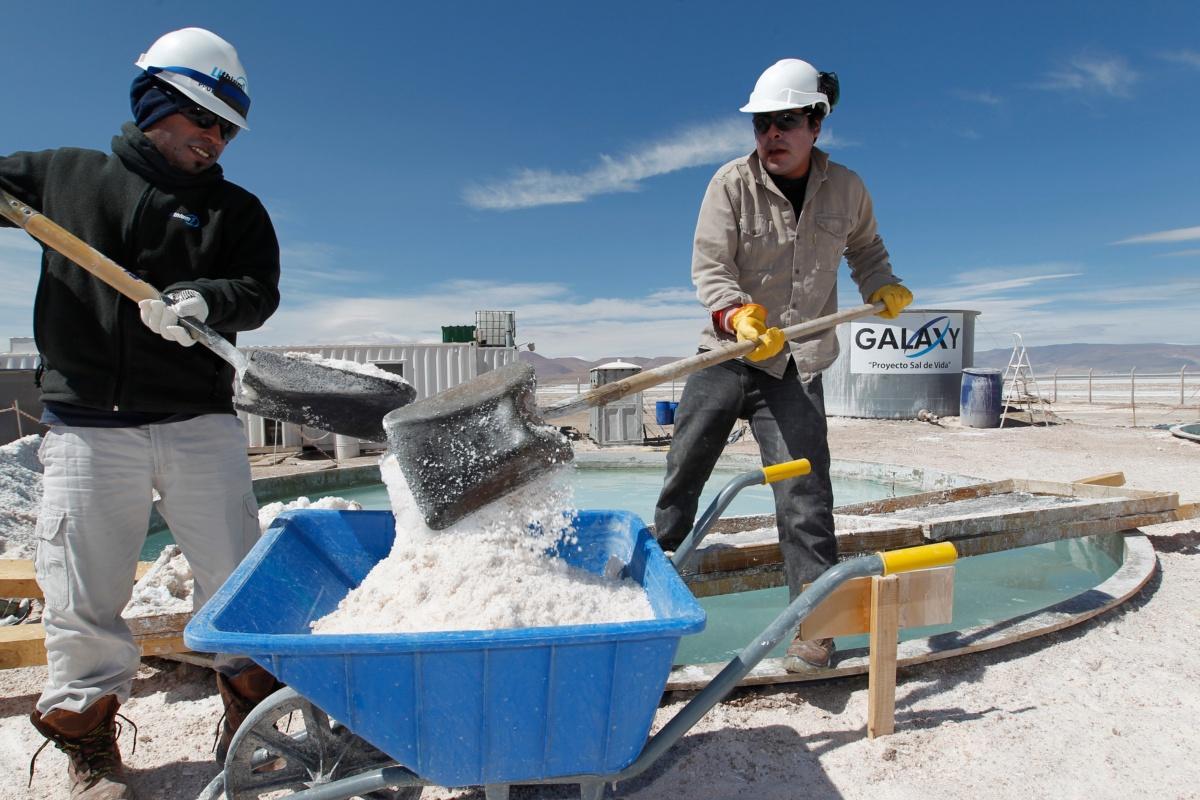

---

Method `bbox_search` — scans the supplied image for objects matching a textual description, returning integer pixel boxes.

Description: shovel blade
[237,350,417,442]
[383,361,573,529]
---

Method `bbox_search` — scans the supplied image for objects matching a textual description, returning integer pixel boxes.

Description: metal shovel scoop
[385,302,885,529]
[1,189,415,441]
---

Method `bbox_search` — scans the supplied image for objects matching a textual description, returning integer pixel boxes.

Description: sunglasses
[751,111,810,135]
[178,105,239,142]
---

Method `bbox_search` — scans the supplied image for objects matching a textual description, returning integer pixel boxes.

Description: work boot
[29,695,136,799]
[783,636,836,671]
[215,665,284,762]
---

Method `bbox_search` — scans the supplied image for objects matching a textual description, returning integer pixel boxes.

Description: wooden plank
[686,565,786,597]
[0,560,156,600]
[832,480,1014,516]
[0,619,192,669]
[0,560,41,598]
[0,624,47,669]
[947,506,1200,557]
[867,575,900,739]
[684,499,1194,597]
[800,567,955,639]
[1074,472,1125,487]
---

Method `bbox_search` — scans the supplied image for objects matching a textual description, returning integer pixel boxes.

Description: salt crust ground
[1,411,1197,799]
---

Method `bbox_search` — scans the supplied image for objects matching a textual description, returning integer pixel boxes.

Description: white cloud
[1160,249,1200,258]
[0,229,41,341]
[951,90,1002,106]
[1038,55,1136,97]
[465,119,852,211]
[242,279,709,359]
[1112,226,1200,245]
[463,118,751,211]
[892,268,1200,348]
[1160,49,1200,69]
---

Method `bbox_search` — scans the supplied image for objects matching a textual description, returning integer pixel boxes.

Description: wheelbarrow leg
[579,779,607,799]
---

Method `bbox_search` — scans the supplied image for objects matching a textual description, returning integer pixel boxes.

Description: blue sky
[2,1,1198,359]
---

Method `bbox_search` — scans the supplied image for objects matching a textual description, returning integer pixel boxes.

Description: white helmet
[740,59,830,115]
[135,28,251,131]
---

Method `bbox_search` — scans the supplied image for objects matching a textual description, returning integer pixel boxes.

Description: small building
[589,360,643,446]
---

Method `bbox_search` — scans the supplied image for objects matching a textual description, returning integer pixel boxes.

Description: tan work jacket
[692,148,900,377]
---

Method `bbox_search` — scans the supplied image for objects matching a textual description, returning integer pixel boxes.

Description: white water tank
[823,308,979,419]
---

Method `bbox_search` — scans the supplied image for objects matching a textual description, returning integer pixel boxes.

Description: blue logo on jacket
[172,211,200,228]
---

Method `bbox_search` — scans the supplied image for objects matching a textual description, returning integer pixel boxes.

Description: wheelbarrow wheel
[222,686,422,800]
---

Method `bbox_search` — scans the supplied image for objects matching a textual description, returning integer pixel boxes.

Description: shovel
[384,301,886,529]
[1,189,415,441]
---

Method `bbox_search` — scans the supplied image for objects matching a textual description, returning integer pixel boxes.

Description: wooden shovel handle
[541,302,886,419]
[1,189,160,303]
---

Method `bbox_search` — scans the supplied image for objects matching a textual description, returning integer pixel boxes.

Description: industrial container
[441,325,476,343]
[960,368,1003,428]
[823,308,979,419]
[474,310,516,347]
[589,361,644,445]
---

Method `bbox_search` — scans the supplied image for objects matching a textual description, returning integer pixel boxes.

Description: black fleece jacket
[0,123,280,414]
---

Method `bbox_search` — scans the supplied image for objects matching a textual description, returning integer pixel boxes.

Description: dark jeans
[654,358,835,599]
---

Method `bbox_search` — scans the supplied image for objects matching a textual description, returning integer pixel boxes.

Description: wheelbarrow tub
[185,509,705,787]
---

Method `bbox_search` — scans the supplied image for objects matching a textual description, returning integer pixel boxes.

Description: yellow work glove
[869,284,914,319]
[729,303,787,362]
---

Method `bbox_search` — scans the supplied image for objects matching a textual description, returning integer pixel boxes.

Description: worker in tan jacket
[654,59,913,671]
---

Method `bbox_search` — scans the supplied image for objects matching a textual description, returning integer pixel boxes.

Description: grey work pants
[34,414,260,715]
[654,358,836,599]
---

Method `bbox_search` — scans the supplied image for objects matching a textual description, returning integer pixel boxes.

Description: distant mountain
[522,342,1200,383]
[519,351,683,384]
[972,343,1200,374]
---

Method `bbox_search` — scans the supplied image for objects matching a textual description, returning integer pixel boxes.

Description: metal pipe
[616,554,885,781]
[670,470,764,571]
[1131,368,1137,427]
[280,765,424,799]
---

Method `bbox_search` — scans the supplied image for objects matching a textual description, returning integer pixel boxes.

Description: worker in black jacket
[0,28,282,799]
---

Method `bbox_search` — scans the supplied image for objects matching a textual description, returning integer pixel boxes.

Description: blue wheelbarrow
[185,459,955,799]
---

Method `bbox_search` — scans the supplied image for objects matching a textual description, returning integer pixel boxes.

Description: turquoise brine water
[278,466,901,522]
[141,465,899,559]
[673,532,1123,666]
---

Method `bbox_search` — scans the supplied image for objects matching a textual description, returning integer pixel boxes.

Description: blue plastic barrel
[960,368,1003,428]
[655,400,675,425]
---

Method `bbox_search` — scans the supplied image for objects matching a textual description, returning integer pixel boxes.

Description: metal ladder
[1000,333,1051,427]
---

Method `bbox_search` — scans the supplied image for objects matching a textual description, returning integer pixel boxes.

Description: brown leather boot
[29,695,136,799]
[215,665,284,762]
[783,636,836,671]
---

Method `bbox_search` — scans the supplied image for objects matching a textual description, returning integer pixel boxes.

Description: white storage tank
[588,361,644,446]
[823,308,979,419]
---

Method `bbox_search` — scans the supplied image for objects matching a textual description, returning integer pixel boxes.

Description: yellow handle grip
[878,542,957,575]
[761,459,811,484]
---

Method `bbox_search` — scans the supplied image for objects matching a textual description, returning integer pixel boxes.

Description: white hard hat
[740,59,830,115]
[135,28,251,131]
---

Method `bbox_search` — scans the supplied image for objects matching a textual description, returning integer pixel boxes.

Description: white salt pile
[123,545,192,617]
[118,496,364,618]
[311,456,654,634]
[258,495,364,530]
[285,352,412,386]
[0,434,43,558]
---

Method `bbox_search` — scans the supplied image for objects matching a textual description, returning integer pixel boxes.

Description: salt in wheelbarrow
[185,459,955,799]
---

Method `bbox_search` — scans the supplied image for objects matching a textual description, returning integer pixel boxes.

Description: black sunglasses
[751,111,810,135]
[178,105,239,142]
